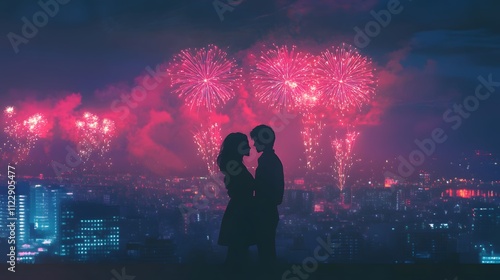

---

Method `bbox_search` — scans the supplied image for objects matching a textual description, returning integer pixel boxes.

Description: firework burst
[74,112,116,169]
[168,45,242,112]
[193,122,222,175]
[251,45,315,111]
[316,43,376,113]
[24,113,48,136]
[2,107,48,163]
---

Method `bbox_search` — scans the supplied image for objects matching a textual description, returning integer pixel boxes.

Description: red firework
[251,45,315,111]
[316,43,376,113]
[331,129,359,192]
[24,113,49,137]
[74,112,116,169]
[2,107,48,163]
[168,45,242,112]
[298,84,326,171]
[193,122,222,175]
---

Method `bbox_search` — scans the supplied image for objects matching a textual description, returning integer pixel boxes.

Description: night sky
[1,0,499,177]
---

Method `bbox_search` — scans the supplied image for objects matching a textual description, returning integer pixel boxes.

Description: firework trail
[168,45,242,112]
[2,107,48,163]
[298,84,326,171]
[251,45,315,111]
[316,44,377,187]
[316,43,376,113]
[74,112,116,170]
[193,122,222,176]
[331,129,359,193]
[169,45,239,175]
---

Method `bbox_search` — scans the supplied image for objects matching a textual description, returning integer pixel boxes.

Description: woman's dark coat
[217,164,256,247]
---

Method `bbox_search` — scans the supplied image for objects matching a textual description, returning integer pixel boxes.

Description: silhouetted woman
[217,132,256,273]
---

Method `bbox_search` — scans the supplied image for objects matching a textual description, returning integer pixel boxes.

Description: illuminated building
[481,254,500,264]
[16,182,30,245]
[394,187,405,211]
[17,244,43,264]
[328,226,364,262]
[293,178,305,186]
[403,230,457,262]
[419,172,431,187]
[0,194,8,238]
[60,202,120,262]
[472,207,500,241]
[30,185,70,244]
[285,190,314,214]
[384,176,400,188]
[362,188,393,210]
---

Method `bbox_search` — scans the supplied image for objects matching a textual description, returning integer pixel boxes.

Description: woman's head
[217,132,250,172]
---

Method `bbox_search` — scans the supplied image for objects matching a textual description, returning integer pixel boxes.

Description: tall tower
[0,194,8,238]
[30,184,66,244]
[16,182,30,245]
[60,201,120,262]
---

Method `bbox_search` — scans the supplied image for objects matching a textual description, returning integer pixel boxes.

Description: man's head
[250,124,275,153]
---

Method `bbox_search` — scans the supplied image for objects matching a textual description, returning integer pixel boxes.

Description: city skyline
[1,169,500,265]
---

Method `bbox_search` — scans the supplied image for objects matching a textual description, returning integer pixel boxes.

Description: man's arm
[274,157,284,205]
[256,154,285,205]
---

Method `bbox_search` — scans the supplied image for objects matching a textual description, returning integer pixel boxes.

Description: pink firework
[331,130,359,192]
[2,107,48,163]
[74,112,116,169]
[4,106,15,117]
[24,113,49,137]
[168,45,242,112]
[2,106,23,162]
[251,45,315,111]
[297,84,321,109]
[298,84,326,171]
[316,43,376,113]
[193,122,222,175]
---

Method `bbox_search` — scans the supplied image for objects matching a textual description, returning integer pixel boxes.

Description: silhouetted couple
[217,125,284,276]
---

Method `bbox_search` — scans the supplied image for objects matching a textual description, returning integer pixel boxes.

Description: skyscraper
[285,190,314,215]
[30,184,68,244]
[328,226,365,263]
[0,194,8,238]
[60,201,120,262]
[472,207,500,241]
[16,182,30,245]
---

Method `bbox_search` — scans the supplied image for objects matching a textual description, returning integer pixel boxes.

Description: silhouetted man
[250,124,284,273]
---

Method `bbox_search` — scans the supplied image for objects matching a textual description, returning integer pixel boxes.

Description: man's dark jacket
[254,148,284,222]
